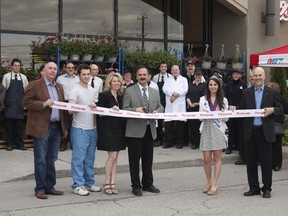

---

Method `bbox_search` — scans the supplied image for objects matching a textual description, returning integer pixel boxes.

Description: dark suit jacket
[123,83,164,139]
[23,77,68,138]
[241,86,283,143]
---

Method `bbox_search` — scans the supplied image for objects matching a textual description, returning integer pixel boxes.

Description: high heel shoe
[203,185,211,193]
[207,188,218,196]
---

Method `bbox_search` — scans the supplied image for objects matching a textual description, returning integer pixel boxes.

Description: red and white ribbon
[51,101,264,120]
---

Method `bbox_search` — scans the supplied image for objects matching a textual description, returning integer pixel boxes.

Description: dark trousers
[5,118,24,147]
[273,134,283,168]
[164,121,185,146]
[156,119,164,142]
[189,119,201,147]
[61,113,72,149]
[227,118,242,150]
[127,126,154,189]
[246,126,272,192]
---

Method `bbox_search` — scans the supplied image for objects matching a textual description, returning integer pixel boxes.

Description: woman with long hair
[199,77,229,195]
[97,72,126,195]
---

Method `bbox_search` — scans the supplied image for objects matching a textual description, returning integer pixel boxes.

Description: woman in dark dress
[97,72,126,195]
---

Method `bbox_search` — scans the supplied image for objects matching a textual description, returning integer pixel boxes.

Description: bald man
[23,62,68,199]
[240,67,282,199]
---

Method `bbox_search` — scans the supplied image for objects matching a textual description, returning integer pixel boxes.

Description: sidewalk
[1,144,288,183]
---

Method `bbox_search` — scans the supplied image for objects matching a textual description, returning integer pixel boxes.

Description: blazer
[123,83,164,139]
[23,78,68,138]
[240,86,283,143]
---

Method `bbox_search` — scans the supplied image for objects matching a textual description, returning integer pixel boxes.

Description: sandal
[203,185,211,193]
[110,184,119,195]
[103,184,113,195]
[207,187,218,196]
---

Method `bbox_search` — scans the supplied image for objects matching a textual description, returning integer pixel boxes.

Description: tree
[270,67,288,99]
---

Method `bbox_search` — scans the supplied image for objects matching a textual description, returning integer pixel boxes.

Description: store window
[1,34,49,69]
[167,0,204,43]
[1,0,58,33]
[63,0,113,35]
[118,0,164,39]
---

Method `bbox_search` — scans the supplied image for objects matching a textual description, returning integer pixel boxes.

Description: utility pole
[137,14,148,52]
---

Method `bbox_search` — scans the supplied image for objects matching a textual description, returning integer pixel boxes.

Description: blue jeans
[71,126,97,189]
[33,122,61,192]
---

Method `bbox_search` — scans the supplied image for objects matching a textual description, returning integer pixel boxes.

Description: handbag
[275,122,285,135]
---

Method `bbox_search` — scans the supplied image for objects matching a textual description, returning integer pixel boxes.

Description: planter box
[201,61,211,69]
[94,56,104,62]
[108,56,117,62]
[216,62,226,69]
[60,54,68,60]
[232,62,243,70]
[82,54,92,61]
[70,54,80,61]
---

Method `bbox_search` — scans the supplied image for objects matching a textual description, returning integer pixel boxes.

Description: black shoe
[17,145,27,150]
[6,146,13,151]
[225,148,232,154]
[273,167,281,171]
[235,159,246,165]
[191,144,198,149]
[132,188,142,196]
[163,144,172,149]
[262,190,271,198]
[153,141,162,147]
[243,190,261,196]
[142,185,160,193]
[177,144,183,149]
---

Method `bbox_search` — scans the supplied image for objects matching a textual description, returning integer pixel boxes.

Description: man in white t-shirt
[68,64,101,196]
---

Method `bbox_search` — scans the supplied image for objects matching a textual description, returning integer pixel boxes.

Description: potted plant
[200,44,212,69]
[92,40,106,62]
[105,42,119,62]
[215,44,227,69]
[80,40,94,61]
[42,36,58,59]
[232,44,243,69]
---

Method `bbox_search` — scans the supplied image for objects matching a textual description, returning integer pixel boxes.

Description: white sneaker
[73,186,90,196]
[86,185,102,192]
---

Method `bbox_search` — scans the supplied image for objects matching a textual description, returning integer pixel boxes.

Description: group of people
[0,58,286,200]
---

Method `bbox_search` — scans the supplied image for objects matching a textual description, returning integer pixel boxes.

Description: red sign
[280,0,288,21]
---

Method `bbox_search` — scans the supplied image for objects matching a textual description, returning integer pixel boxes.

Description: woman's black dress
[96,91,126,151]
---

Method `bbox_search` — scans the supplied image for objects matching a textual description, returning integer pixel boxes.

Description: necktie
[142,87,149,112]
[174,76,177,81]
[161,75,164,83]
[14,74,18,80]
[91,77,94,88]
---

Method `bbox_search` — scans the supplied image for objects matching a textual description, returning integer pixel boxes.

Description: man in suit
[240,67,282,199]
[123,66,164,196]
[23,62,68,199]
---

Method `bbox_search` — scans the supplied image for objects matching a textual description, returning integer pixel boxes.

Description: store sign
[280,0,288,21]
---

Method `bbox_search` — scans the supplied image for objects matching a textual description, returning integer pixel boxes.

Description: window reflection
[118,0,164,39]
[1,34,48,68]
[1,0,58,32]
[63,0,113,35]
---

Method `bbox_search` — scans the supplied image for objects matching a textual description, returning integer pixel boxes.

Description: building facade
[0,0,287,71]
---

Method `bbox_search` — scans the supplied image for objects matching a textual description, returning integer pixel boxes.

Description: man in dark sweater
[224,69,247,156]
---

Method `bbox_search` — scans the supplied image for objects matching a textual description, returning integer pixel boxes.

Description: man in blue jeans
[68,64,101,196]
[23,62,68,199]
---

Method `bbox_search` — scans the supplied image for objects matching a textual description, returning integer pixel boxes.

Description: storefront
[0,0,287,71]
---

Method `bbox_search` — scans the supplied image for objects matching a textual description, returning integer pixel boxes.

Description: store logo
[280,0,288,21]
[266,58,288,65]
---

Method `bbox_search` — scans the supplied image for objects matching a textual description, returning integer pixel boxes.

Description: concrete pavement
[0,145,288,215]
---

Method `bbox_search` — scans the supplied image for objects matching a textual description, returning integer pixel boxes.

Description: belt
[50,121,60,124]
[253,125,262,130]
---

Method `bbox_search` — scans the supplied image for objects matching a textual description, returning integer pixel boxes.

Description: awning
[250,45,288,67]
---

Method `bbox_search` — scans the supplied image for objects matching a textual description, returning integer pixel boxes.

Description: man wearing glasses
[57,62,79,151]
[89,64,103,102]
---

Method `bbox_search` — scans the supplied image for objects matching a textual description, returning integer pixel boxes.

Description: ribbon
[50,101,264,120]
